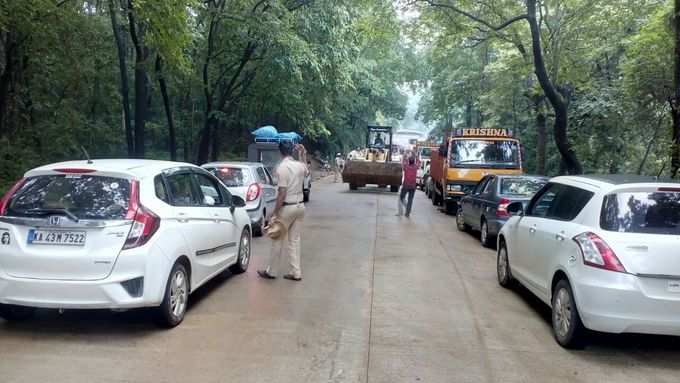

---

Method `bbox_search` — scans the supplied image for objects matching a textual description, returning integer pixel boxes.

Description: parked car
[0,160,252,327]
[457,175,548,247]
[497,175,680,348]
[203,162,277,236]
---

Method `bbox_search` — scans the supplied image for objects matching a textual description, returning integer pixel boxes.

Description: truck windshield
[450,140,520,169]
[419,148,432,159]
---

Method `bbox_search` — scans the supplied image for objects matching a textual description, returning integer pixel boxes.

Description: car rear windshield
[500,178,546,196]
[7,175,131,220]
[210,167,250,187]
[601,192,680,235]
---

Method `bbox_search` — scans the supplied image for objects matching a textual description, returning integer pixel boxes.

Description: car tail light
[573,232,626,273]
[496,198,511,218]
[54,168,96,174]
[123,180,160,250]
[0,178,26,216]
[246,183,261,202]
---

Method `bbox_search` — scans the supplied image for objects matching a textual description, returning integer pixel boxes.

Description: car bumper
[487,218,507,236]
[246,199,264,224]
[0,244,171,310]
[574,270,680,336]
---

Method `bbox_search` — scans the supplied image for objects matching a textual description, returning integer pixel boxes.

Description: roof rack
[254,137,301,144]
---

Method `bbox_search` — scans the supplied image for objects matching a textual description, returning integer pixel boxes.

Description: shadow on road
[511,281,680,354]
[0,271,239,335]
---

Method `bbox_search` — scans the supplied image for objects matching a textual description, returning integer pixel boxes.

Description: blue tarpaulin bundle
[252,126,302,143]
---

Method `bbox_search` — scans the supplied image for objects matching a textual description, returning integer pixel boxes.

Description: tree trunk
[670,0,680,178]
[465,100,473,128]
[210,120,222,162]
[534,96,547,175]
[197,117,214,164]
[155,56,177,161]
[108,0,134,156]
[128,0,148,159]
[526,0,582,175]
[638,112,665,175]
[0,32,19,137]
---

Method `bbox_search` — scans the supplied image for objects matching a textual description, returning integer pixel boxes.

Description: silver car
[203,162,277,236]
[498,175,680,348]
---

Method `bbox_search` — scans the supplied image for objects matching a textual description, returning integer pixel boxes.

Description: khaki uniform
[265,157,306,278]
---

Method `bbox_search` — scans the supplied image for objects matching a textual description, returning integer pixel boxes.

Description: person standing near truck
[334,153,345,182]
[397,150,420,218]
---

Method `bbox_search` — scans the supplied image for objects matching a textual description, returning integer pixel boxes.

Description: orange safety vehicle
[429,128,522,214]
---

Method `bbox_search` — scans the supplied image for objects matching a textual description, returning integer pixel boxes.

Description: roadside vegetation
[1,0,679,188]
[0,0,412,188]
[409,0,679,177]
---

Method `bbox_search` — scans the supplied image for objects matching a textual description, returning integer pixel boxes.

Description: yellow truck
[429,128,523,214]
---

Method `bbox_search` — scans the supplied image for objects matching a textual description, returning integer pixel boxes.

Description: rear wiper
[24,208,80,222]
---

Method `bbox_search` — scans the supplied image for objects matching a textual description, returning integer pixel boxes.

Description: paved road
[1,180,679,383]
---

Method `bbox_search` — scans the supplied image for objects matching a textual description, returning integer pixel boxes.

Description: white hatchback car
[0,160,251,327]
[497,175,680,348]
[202,162,277,236]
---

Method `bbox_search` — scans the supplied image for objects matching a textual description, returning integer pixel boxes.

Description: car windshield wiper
[23,208,80,222]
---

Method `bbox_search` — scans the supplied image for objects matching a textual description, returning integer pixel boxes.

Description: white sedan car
[0,160,252,327]
[497,175,680,348]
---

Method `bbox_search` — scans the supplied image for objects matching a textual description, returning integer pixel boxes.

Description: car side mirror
[507,201,524,216]
[231,195,246,208]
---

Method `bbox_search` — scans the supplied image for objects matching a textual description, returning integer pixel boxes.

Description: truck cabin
[448,128,521,171]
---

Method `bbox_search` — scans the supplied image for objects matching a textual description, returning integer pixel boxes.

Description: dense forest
[0,0,678,189]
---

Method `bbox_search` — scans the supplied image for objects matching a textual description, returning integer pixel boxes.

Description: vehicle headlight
[447,184,462,192]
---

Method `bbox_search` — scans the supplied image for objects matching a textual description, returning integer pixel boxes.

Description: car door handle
[178,212,189,223]
[529,227,536,234]
[556,233,566,242]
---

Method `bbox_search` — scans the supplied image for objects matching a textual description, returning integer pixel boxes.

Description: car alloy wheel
[229,229,251,274]
[481,221,489,247]
[239,231,250,269]
[553,288,572,338]
[456,209,466,231]
[497,246,509,284]
[169,268,188,320]
[551,280,586,348]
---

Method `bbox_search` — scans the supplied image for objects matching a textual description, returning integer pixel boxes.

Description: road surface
[1,180,679,382]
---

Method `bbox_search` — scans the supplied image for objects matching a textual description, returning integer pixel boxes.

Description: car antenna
[81,146,93,164]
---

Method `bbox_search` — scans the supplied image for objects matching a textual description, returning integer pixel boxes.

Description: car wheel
[480,219,492,248]
[390,185,399,193]
[229,228,251,274]
[552,280,586,349]
[456,208,468,232]
[349,184,358,191]
[497,241,513,288]
[445,200,457,215]
[155,262,189,328]
[0,304,36,321]
[252,214,264,237]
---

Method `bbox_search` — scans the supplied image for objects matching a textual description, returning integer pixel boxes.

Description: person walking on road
[397,150,420,218]
[334,153,345,183]
[258,142,309,281]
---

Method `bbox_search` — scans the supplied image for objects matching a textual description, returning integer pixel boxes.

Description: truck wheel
[432,191,440,206]
[445,200,458,215]
[349,184,358,191]
[390,185,399,193]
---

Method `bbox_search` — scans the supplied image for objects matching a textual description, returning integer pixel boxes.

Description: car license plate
[668,280,680,293]
[27,229,86,246]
